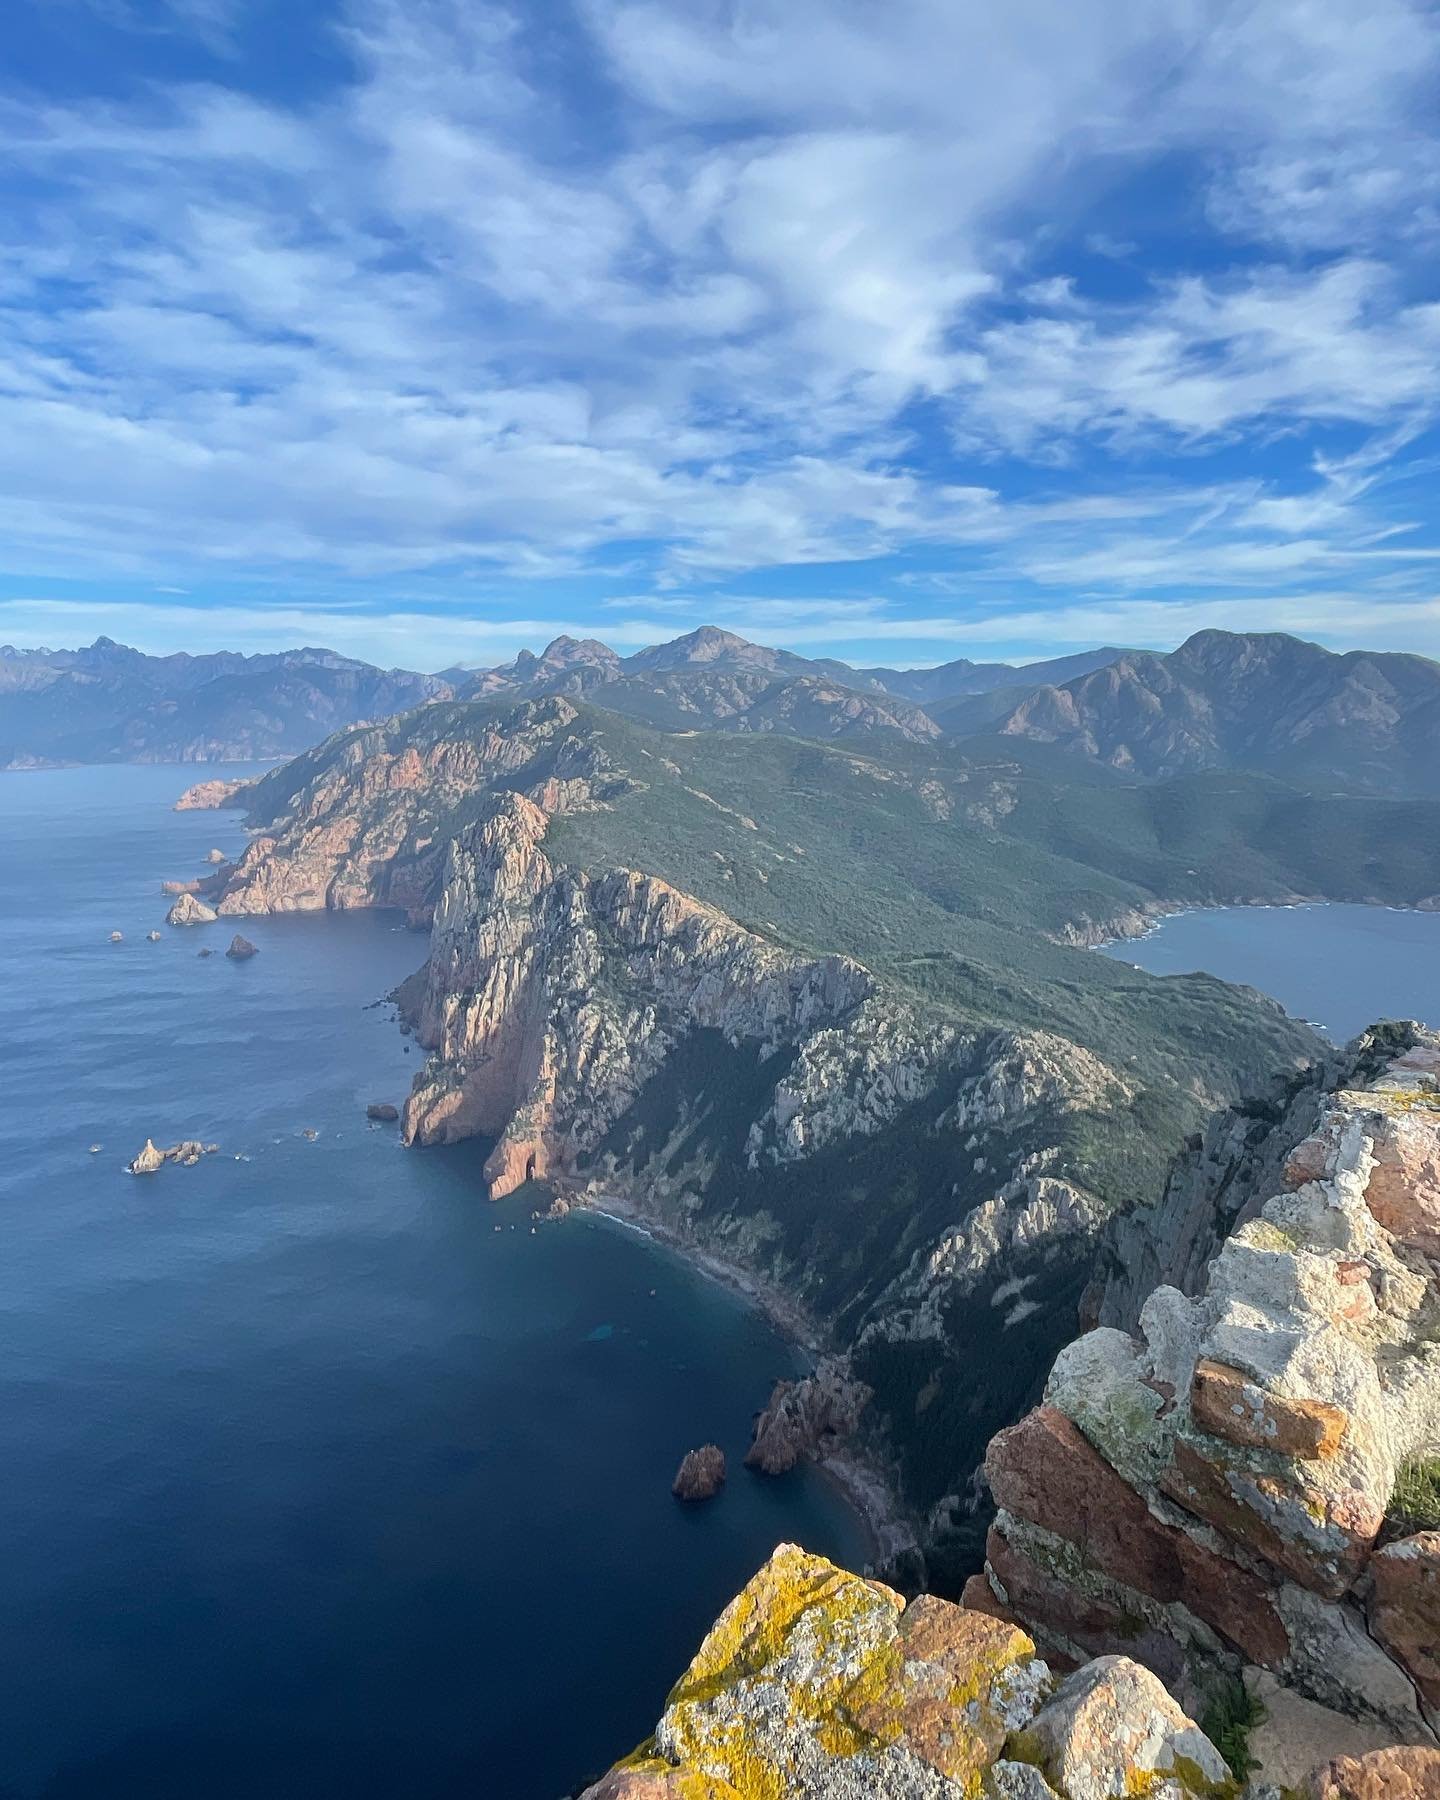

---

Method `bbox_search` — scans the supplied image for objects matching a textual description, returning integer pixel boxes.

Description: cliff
[195,691,1354,1582]
[973,1027,1440,1760]
[401,789,873,1197]
[213,696,630,921]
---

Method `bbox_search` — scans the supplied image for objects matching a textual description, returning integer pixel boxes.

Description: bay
[1100,901,1440,1045]
[0,765,867,1800]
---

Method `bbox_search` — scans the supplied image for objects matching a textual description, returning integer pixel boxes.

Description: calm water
[1101,903,1440,1044]
[0,766,866,1800]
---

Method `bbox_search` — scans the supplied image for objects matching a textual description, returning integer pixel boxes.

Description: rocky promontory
[578,1542,1235,1799]
[174,778,250,811]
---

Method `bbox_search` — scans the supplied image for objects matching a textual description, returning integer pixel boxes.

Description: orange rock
[1308,1746,1440,1799]
[1364,1109,1440,1258]
[1159,1435,1381,1597]
[1191,1357,1349,1458]
[1368,1532,1440,1712]
[986,1406,1290,1665]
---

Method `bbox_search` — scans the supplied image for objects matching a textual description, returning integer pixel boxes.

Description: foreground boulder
[672,1445,726,1502]
[579,1543,1231,1799]
[975,1025,1440,1750]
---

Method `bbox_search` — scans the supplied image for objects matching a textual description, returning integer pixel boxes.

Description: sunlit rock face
[578,1544,1230,1800]
[978,1026,1440,1752]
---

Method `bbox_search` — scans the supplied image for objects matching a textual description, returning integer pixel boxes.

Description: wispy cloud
[0,0,1436,653]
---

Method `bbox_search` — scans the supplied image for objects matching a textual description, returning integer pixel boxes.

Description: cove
[1100,902,1440,1046]
[0,765,867,1800]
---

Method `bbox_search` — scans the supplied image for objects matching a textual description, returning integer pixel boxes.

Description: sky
[1,0,1439,672]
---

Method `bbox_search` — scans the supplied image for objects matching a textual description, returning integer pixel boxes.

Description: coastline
[575,1188,917,1570]
[1080,891,1440,955]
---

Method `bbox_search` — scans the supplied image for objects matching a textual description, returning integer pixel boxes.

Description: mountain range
[6,625,1440,799]
[0,637,450,768]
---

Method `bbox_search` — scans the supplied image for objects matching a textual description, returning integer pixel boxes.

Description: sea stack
[366,1102,400,1122]
[167,892,217,926]
[225,935,258,960]
[204,848,226,864]
[127,1139,166,1174]
[672,1444,727,1502]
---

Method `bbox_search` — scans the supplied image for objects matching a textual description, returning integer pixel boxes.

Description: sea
[1100,901,1440,1045]
[0,765,868,1800]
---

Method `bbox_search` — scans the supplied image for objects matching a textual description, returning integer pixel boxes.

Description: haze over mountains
[5,625,1440,797]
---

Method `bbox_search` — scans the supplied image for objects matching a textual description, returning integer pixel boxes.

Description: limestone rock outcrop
[975,1029,1440,1750]
[578,1543,1230,1800]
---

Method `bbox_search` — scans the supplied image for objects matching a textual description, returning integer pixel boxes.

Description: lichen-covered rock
[638,1543,1053,1798]
[587,1545,1242,1800]
[1014,1656,1232,1800]
[981,1029,1440,1754]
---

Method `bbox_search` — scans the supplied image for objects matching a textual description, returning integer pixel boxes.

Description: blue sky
[1,0,1439,671]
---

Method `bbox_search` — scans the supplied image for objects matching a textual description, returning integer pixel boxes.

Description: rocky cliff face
[973,1029,1440,1755]
[401,789,872,1196]
[213,696,629,922]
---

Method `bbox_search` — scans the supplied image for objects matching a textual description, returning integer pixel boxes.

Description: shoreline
[575,1188,917,1570]
[1082,891,1440,955]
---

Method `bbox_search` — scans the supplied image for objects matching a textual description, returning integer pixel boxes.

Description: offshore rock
[580,1544,1232,1800]
[672,1445,726,1502]
[978,1026,1440,1749]
[746,1358,872,1475]
[366,1102,400,1122]
[127,1139,211,1174]
[225,935,258,960]
[166,892,217,926]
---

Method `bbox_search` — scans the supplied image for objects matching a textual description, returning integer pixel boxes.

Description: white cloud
[0,0,1435,637]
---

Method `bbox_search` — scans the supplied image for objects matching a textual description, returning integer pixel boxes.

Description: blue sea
[0,766,867,1800]
[1101,902,1440,1045]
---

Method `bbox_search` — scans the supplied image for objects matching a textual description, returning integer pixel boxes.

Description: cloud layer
[1,0,1438,663]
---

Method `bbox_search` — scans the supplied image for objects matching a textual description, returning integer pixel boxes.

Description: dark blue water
[1101,903,1440,1045]
[0,766,867,1800]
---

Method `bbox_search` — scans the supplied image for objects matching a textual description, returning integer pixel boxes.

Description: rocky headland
[182,693,1363,1590]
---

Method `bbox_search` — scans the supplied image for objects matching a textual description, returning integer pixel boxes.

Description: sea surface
[0,765,867,1800]
[1100,902,1440,1044]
